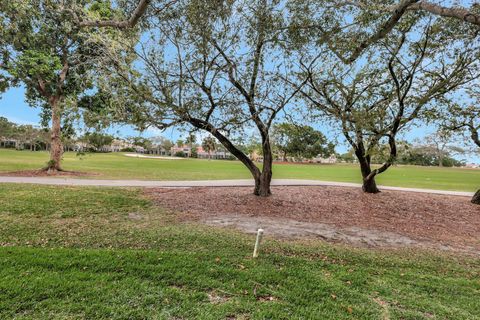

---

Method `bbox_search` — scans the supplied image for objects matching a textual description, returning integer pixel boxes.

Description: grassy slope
[0,184,479,319]
[0,149,479,191]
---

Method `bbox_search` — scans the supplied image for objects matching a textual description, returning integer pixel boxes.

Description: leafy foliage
[273,123,334,160]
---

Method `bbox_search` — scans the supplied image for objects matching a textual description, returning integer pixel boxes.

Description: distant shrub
[121,147,135,152]
[175,151,186,158]
[191,147,198,158]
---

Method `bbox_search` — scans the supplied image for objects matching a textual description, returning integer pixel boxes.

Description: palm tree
[202,136,216,160]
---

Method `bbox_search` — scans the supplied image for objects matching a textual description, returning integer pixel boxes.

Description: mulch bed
[145,186,480,252]
[1,170,95,177]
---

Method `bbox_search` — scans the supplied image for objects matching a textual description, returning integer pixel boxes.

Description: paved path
[0,176,474,197]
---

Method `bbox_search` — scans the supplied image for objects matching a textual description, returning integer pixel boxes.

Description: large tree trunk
[438,154,444,167]
[356,150,380,194]
[362,176,380,193]
[472,190,480,205]
[253,138,273,197]
[189,118,274,196]
[47,97,63,173]
[254,142,273,197]
[254,172,272,197]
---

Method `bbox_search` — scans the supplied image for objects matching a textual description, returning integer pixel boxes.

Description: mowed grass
[0,149,479,191]
[0,184,479,319]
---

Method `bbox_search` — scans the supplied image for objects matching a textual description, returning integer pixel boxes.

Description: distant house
[74,141,88,152]
[108,139,131,152]
[171,145,232,159]
[0,138,18,149]
[171,145,193,157]
[313,154,337,164]
[464,163,479,169]
[149,145,170,156]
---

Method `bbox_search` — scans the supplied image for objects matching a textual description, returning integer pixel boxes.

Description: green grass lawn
[0,149,479,191]
[0,184,479,319]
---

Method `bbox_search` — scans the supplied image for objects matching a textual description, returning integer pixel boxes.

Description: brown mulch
[1,170,95,177]
[145,186,480,252]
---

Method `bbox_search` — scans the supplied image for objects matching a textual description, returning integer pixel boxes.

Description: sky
[1,0,479,164]
[1,85,478,164]
[0,86,181,141]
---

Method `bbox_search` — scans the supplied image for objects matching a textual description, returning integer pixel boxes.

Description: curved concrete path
[0,176,474,197]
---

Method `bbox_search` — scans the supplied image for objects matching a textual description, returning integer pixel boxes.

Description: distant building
[108,139,132,152]
[171,145,193,157]
[313,154,337,164]
[171,145,232,159]
[464,163,479,169]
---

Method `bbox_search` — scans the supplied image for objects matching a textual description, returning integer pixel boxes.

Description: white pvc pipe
[253,228,264,258]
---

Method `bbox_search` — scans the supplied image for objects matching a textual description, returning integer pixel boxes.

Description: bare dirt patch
[144,186,480,254]
[1,169,96,177]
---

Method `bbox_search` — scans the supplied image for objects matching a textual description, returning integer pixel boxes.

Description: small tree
[191,146,198,158]
[202,136,216,160]
[176,139,185,148]
[151,136,174,155]
[0,1,135,172]
[83,132,114,151]
[422,131,466,167]
[129,136,153,151]
[273,123,334,161]
[0,117,16,147]
[441,90,480,204]
[102,0,305,196]
[299,24,478,193]
[185,133,197,158]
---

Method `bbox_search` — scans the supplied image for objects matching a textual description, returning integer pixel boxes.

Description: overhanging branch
[76,0,176,29]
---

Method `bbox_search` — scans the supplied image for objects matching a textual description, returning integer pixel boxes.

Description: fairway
[0,184,479,319]
[0,149,478,191]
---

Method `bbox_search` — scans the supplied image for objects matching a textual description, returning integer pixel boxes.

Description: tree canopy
[273,123,334,161]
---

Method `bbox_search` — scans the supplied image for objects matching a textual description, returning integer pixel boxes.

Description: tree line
[0,0,479,202]
[3,115,468,168]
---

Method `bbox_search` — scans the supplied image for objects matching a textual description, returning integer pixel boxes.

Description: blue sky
[2,85,478,163]
[0,86,181,141]
[1,0,479,164]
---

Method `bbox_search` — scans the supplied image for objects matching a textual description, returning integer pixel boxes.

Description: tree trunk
[472,189,480,205]
[254,139,273,197]
[254,172,272,197]
[47,97,63,172]
[356,150,380,194]
[189,118,272,196]
[362,176,380,193]
[438,154,444,167]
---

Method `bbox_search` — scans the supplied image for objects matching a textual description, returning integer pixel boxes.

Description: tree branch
[76,0,176,29]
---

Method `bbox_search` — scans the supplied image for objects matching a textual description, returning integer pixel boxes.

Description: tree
[82,132,114,151]
[72,0,153,28]
[0,117,16,146]
[202,136,216,160]
[190,146,198,158]
[273,123,334,161]
[422,131,465,167]
[440,89,480,204]
[129,136,152,150]
[298,22,478,193]
[101,0,304,196]
[176,139,185,148]
[185,133,197,157]
[151,136,174,154]
[294,0,480,66]
[335,1,480,30]
[0,1,135,172]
